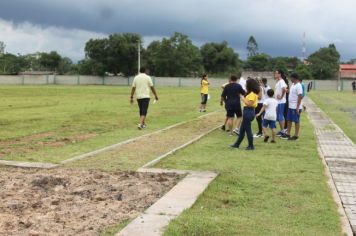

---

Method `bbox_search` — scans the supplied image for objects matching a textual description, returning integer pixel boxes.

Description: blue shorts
[262,119,277,129]
[277,103,285,122]
[287,109,302,123]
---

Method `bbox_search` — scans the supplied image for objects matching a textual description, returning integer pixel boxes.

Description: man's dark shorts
[137,98,150,116]
[226,104,242,118]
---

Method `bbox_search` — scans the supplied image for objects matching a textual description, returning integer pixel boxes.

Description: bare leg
[235,117,242,130]
[227,118,233,134]
[272,128,277,141]
[140,115,146,126]
[262,127,269,137]
[286,121,292,135]
[295,123,300,137]
[279,120,285,132]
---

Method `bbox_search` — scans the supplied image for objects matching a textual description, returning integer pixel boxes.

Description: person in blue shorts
[274,70,288,136]
[256,89,278,143]
[281,73,303,141]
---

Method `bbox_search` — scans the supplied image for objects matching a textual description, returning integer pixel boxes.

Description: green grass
[0,85,222,163]
[309,91,356,143]
[156,114,342,235]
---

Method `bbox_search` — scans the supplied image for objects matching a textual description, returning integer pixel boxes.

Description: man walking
[130,68,159,129]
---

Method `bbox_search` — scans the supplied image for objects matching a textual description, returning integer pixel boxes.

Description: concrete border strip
[60,110,222,165]
[305,96,354,236]
[141,124,221,168]
[117,169,218,236]
[0,160,57,169]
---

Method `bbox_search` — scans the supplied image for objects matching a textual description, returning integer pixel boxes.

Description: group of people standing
[200,70,305,150]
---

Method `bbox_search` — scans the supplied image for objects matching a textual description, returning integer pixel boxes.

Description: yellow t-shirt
[244,92,258,108]
[201,80,209,94]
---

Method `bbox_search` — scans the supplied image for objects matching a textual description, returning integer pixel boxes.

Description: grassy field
[309,91,356,143]
[0,85,222,163]
[156,114,342,235]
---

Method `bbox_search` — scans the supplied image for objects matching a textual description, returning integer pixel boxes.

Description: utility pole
[138,40,141,75]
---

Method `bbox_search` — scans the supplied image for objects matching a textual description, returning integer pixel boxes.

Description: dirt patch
[0,167,180,236]
[0,132,96,158]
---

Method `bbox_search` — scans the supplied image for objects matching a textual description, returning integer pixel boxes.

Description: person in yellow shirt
[230,78,261,150]
[200,74,209,112]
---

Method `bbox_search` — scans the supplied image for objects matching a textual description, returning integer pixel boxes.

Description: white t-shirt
[239,77,246,92]
[260,85,271,104]
[132,73,153,99]
[289,82,303,109]
[275,79,287,104]
[263,97,278,121]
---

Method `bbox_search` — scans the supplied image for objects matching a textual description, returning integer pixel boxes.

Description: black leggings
[137,98,150,116]
[255,103,263,134]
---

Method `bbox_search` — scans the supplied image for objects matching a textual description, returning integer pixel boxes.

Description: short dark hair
[140,67,146,73]
[246,78,260,94]
[267,89,274,97]
[230,75,238,82]
[290,72,299,80]
[262,78,267,84]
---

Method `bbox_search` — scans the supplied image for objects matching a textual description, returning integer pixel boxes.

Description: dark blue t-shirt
[221,83,246,108]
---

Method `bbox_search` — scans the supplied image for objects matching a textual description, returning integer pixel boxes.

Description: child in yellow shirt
[200,74,209,112]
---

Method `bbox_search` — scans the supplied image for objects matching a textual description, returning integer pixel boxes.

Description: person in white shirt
[239,76,247,92]
[281,73,303,141]
[130,67,159,130]
[274,70,288,135]
[256,89,278,143]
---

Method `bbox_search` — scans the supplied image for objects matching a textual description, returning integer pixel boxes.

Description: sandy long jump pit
[0,167,180,235]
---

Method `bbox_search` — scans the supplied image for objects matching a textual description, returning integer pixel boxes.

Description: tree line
[0,33,351,79]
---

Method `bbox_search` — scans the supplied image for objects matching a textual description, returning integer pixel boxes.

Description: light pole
[138,39,141,75]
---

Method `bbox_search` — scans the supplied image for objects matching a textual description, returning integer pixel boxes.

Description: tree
[77,59,105,76]
[0,41,5,56]
[244,54,270,71]
[39,51,62,71]
[57,57,73,75]
[200,41,240,75]
[144,32,203,77]
[295,64,313,80]
[0,53,22,74]
[84,33,141,76]
[247,36,258,58]
[308,44,340,80]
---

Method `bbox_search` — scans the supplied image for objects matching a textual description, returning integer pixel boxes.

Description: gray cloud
[0,0,355,60]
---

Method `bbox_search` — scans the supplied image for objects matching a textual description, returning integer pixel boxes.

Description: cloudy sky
[0,0,355,61]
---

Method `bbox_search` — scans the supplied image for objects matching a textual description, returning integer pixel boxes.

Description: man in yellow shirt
[200,74,209,112]
[130,68,159,129]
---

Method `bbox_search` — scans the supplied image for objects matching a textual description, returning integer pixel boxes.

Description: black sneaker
[280,134,290,140]
[271,140,276,143]
[288,136,299,141]
[264,136,270,143]
[221,125,226,131]
[245,146,255,151]
[276,131,284,137]
[230,144,239,149]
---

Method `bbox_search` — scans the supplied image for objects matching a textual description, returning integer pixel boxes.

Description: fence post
[46,75,49,85]
[178,78,182,87]
[152,77,156,86]
[77,75,80,85]
[54,75,56,84]
[22,75,25,85]
[313,79,316,90]
[102,76,105,85]
[341,80,344,91]
[127,77,130,86]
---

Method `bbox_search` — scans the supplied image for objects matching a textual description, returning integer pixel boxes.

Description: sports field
[0,86,343,235]
[0,86,222,163]
[309,91,356,143]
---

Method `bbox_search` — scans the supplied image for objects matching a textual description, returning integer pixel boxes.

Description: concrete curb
[117,169,218,236]
[0,160,58,169]
[305,96,354,236]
